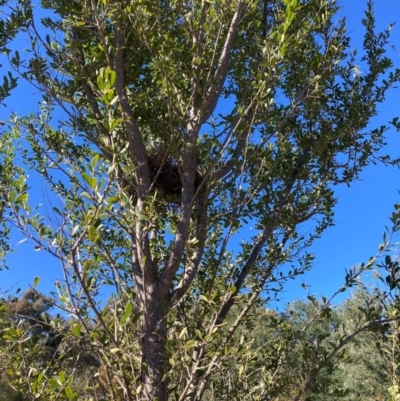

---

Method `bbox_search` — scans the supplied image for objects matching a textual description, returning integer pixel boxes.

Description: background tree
[331,287,388,401]
[0,0,400,400]
[0,289,105,400]
[276,288,388,401]
[0,290,61,397]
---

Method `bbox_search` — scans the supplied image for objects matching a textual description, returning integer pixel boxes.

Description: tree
[1,0,400,400]
[332,288,388,401]
[0,289,63,401]
[276,289,388,401]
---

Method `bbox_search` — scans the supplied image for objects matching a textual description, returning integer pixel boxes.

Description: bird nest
[147,151,202,203]
[148,152,182,201]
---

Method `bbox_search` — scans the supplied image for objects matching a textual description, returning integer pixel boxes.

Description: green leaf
[107,196,119,204]
[58,371,66,384]
[179,327,187,339]
[88,225,97,242]
[199,294,209,303]
[184,339,197,350]
[91,154,99,169]
[65,386,75,399]
[120,300,133,326]
[49,378,60,388]
[107,68,116,87]
[33,276,41,287]
[72,323,81,338]
[165,339,173,354]
[82,173,97,189]
[52,206,62,215]
[97,74,105,91]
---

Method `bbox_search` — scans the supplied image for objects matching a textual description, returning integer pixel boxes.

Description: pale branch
[158,120,201,294]
[113,17,151,197]
[187,0,208,114]
[113,16,157,288]
[199,0,246,125]
[130,231,148,295]
[90,0,113,68]
[169,191,209,306]
[69,248,119,348]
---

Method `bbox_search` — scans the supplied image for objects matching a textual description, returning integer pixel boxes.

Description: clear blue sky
[1,1,400,306]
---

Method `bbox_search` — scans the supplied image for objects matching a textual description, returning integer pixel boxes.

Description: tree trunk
[140,296,168,401]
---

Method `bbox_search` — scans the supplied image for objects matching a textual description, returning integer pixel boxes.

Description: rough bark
[140,295,169,401]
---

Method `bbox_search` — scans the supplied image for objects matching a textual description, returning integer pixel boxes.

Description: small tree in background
[0,0,400,399]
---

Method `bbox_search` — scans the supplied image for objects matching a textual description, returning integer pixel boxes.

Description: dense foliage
[0,0,400,400]
[1,285,400,400]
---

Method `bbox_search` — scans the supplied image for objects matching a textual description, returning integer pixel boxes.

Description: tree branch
[113,16,157,286]
[169,191,209,306]
[198,1,246,125]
